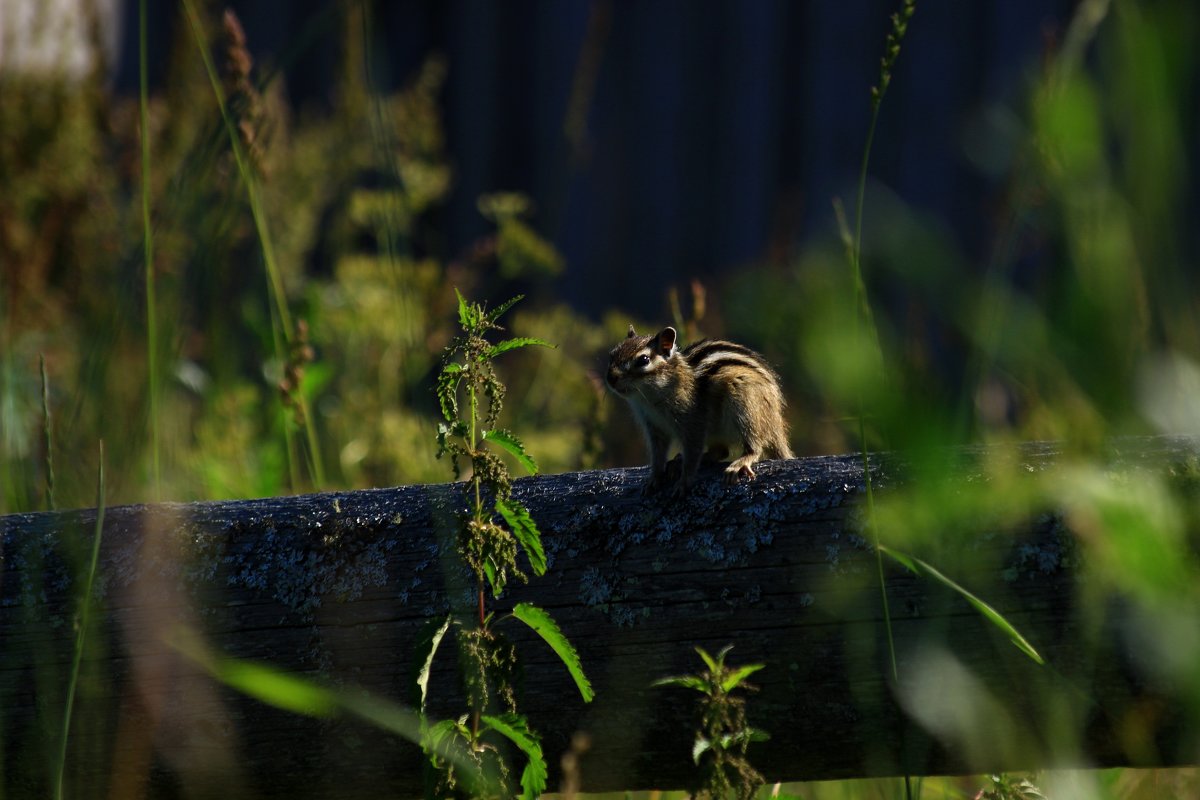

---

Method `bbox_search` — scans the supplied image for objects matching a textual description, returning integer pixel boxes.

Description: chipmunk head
[605,326,678,397]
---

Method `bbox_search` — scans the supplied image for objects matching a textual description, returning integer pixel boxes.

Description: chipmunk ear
[627,325,637,339]
[655,326,678,357]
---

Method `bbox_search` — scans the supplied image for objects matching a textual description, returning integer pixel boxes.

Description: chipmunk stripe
[694,356,779,395]
[683,339,761,365]
[686,344,777,379]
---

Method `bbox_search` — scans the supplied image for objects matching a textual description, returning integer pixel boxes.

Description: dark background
[115,1,1073,318]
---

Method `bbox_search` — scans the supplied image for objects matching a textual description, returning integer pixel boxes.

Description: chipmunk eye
[635,354,651,367]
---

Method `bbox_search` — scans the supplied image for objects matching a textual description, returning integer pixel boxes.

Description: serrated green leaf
[720,663,765,693]
[481,713,546,800]
[455,288,473,328]
[424,717,465,751]
[436,369,461,422]
[442,362,463,374]
[880,545,1044,664]
[511,603,594,702]
[483,560,501,597]
[692,736,712,764]
[413,615,453,711]
[495,499,547,575]
[484,337,555,360]
[417,715,486,790]
[652,675,712,694]
[483,428,539,475]
[695,646,720,675]
[483,294,524,324]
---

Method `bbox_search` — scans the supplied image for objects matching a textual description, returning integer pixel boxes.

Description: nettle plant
[418,291,593,798]
[654,646,769,800]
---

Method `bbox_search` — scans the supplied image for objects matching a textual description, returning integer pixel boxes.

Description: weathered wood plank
[1,436,1197,798]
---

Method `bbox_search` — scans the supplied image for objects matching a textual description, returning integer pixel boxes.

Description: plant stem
[181,0,326,490]
[468,382,482,522]
[851,66,902,695]
[849,6,914,798]
[139,0,160,500]
[40,355,56,511]
[55,441,106,800]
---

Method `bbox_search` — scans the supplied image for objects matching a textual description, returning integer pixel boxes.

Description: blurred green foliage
[0,3,632,511]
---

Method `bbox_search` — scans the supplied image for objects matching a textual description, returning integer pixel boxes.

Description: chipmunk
[606,325,793,496]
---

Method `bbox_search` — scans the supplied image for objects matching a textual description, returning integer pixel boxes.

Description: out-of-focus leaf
[880,546,1044,664]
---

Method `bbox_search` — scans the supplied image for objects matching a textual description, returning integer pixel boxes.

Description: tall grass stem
[139,0,161,499]
[40,355,56,511]
[847,4,915,797]
[181,0,325,489]
[54,441,106,800]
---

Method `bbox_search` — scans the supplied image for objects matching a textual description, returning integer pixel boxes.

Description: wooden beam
[2,436,1198,798]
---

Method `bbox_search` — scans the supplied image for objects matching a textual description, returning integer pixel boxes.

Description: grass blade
[39,354,55,511]
[880,545,1044,664]
[169,627,484,785]
[181,0,326,490]
[55,441,105,800]
[213,659,338,717]
[139,0,160,499]
[510,603,594,702]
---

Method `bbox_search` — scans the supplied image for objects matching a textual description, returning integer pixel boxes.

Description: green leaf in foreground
[495,499,547,575]
[511,602,594,702]
[880,545,1044,664]
[483,428,539,475]
[218,659,339,717]
[484,337,555,360]
[481,713,546,800]
[413,614,453,711]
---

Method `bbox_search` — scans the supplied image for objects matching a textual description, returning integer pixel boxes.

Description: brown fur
[606,326,792,496]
